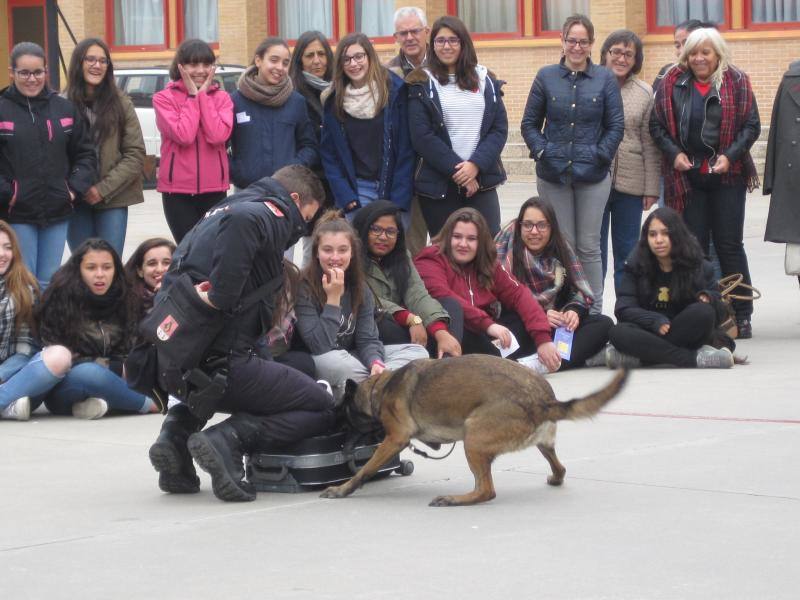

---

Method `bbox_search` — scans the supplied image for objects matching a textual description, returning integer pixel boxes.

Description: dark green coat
[365,252,449,327]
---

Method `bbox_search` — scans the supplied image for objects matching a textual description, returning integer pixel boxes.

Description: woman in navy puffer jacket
[521,14,624,314]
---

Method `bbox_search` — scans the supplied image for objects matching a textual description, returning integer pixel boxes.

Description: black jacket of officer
[162,176,306,357]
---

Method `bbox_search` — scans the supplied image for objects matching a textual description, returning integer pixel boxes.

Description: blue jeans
[601,189,643,293]
[67,203,128,256]
[44,362,151,415]
[11,220,69,289]
[347,179,411,229]
[0,351,63,410]
[0,353,32,383]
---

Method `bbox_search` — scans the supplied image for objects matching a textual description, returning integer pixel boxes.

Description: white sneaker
[584,346,608,368]
[695,345,734,369]
[517,354,551,375]
[72,397,109,420]
[317,379,334,397]
[1,396,31,421]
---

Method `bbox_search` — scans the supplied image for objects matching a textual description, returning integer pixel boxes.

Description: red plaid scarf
[654,65,760,213]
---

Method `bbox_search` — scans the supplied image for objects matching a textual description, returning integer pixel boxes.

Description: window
[750,0,800,23]
[453,0,520,34]
[653,0,726,28]
[541,0,590,32]
[183,0,218,43]
[354,0,395,37]
[274,0,334,39]
[110,0,168,47]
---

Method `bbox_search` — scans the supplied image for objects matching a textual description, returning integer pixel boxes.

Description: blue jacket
[521,58,624,185]
[320,70,414,212]
[229,89,319,189]
[406,67,508,199]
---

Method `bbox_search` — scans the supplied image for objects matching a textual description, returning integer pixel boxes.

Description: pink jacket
[154,80,233,194]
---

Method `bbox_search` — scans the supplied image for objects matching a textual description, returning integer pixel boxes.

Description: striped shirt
[429,73,486,162]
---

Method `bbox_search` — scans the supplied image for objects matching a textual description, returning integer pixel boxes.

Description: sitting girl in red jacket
[414,207,560,373]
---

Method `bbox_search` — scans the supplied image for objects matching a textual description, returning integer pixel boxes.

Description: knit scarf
[302,71,330,119]
[494,221,594,312]
[237,65,294,108]
[83,280,124,321]
[342,81,380,119]
[654,65,760,213]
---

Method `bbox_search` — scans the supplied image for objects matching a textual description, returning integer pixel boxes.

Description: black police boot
[187,416,259,502]
[149,403,205,494]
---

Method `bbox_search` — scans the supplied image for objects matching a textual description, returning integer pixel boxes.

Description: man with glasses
[386,6,431,257]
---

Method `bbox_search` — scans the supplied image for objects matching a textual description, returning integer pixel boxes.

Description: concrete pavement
[1,185,798,600]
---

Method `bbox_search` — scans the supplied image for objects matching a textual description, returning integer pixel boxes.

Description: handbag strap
[234,274,285,314]
[718,273,762,302]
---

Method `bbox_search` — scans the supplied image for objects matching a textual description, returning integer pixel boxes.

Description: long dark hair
[330,33,389,122]
[636,207,706,304]
[302,211,365,317]
[124,237,176,297]
[352,201,410,300]
[169,38,215,81]
[66,38,125,146]
[511,198,577,302]
[290,31,333,91]
[427,15,478,90]
[37,239,139,349]
[432,208,495,290]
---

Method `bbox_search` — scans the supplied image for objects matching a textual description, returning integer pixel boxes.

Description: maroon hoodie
[414,244,551,347]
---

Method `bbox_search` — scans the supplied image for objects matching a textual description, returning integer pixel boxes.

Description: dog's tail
[545,369,629,422]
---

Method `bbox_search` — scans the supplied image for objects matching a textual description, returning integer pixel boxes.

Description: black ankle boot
[187,418,257,502]
[149,404,205,494]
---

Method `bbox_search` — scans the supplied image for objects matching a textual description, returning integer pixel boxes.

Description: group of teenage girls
[0,11,748,420]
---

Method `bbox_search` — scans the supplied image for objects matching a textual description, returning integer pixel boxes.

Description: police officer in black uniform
[149,164,335,502]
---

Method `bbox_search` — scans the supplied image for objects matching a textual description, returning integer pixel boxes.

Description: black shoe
[149,404,203,494]
[736,319,752,339]
[187,423,256,502]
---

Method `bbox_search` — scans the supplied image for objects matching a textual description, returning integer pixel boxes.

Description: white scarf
[342,82,380,119]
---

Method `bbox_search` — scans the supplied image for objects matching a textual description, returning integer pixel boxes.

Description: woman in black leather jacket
[521,14,624,315]
[649,27,759,338]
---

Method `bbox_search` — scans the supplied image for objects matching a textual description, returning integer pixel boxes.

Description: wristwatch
[407,315,423,327]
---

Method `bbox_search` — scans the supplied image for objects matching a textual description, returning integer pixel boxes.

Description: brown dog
[320,355,628,506]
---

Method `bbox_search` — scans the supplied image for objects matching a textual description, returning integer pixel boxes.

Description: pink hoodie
[154,80,233,194]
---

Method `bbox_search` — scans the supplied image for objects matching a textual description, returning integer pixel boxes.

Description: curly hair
[302,211,365,317]
[635,207,706,305]
[0,220,39,331]
[433,208,496,289]
[37,239,140,350]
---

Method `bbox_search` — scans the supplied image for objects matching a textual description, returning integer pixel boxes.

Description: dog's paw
[547,475,564,486]
[429,495,458,507]
[320,485,346,499]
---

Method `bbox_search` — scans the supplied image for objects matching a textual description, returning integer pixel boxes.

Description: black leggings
[419,182,501,238]
[162,191,227,244]
[377,297,464,357]
[608,302,716,367]
[461,310,537,360]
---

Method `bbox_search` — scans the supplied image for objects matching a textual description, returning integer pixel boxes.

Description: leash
[408,441,456,460]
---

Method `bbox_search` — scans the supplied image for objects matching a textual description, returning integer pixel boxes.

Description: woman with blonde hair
[649,27,760,338]
[0,221,39,420]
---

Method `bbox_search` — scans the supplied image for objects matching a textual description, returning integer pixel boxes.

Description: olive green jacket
[365,252,449,327]
[93,92,145,209]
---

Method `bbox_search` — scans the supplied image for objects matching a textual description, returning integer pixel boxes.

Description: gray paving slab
[1,185,798,600]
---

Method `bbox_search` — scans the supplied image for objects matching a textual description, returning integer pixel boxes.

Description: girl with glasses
[352,201,462,359]
[521,14,624,315]
[0,42,95,290]
[65,38,146,256]
[406,15,508,239]
[320,33,414,227]
[495,198,613,372]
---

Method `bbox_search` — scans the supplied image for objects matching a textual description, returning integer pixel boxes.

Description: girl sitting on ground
[607,207,734,369]
[124,237,175,315]
[294,213,429,402]
[0,239,162,419]
[414,208,560,373]
[495,198,613,370]
[352,201,462,359]
[0,221,40,420]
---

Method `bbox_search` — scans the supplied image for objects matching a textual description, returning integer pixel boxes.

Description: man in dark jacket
[149,164,336,502]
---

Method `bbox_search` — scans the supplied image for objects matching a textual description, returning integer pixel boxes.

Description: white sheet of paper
[236,111,251,124]
[492,331,520,358]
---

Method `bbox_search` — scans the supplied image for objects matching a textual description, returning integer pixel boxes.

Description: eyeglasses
[368,225,399,239]
[433,36,461,48]
[394,27,424,39]
[520,220,551,233]
[83,56,109,67]
[564,38,592,48]
[343,52,367,66]
[14,69,47,80]
[608,48,635,61]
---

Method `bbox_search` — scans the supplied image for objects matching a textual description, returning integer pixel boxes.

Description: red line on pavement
[600,411,800,425]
